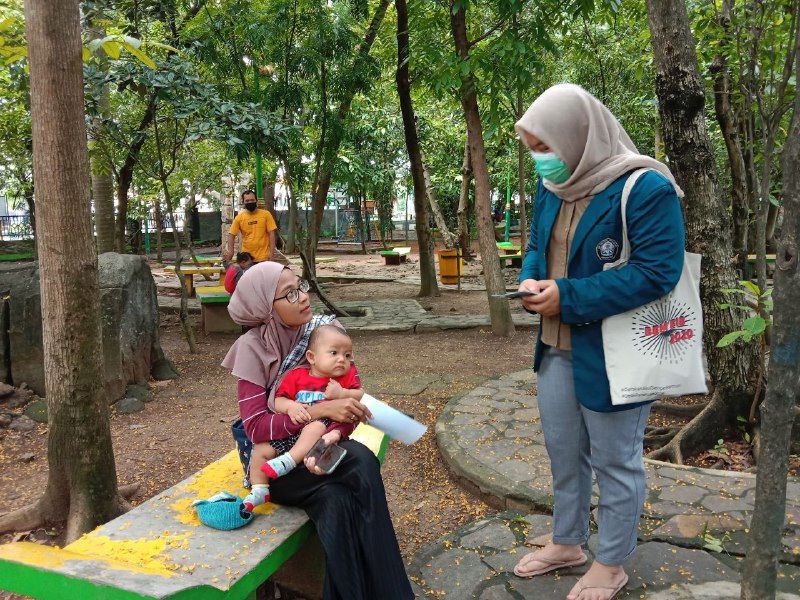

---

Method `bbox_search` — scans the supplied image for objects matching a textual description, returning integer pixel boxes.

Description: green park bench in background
[496,242,522,268]
[196,286,239,335]
[378,246,411,265]
[0,424,388,600]
[744,253,777,281]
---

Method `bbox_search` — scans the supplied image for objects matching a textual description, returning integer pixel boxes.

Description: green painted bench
[0,424,388,600]
[498,252,523,268]
[378,246,411,265]
[196,286,238,335]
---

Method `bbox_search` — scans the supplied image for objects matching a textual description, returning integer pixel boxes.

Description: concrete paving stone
[454,404,493,415]
[493,459,537,484]
[451,412,492,426]
[460,522,517,551]
[648,514,746,542]
[657,483,708,505]
[508,570,583,598]
[481,550,522,574]
[625,541,740,591]
[477,583,513,600]
[419,549,492,600]
[520,515,554,543]
[646,500,708,519]
[511,408,540,421]
[503,427,539,440]
[700,495,752,514]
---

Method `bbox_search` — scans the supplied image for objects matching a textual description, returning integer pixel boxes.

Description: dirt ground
[0,315,535,560]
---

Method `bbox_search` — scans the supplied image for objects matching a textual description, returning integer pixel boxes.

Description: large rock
[0,253,177,402]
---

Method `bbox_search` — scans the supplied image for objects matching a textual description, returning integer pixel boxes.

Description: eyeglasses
[275,279,310,304]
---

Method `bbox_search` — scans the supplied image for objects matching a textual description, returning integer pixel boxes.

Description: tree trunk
[5,0,127,542]
[422,161,457,249]
[395,0,439,297]
[115,95,157,252]
[154,198,163,263]
[87,15,115,255]
[516,102,528,252]
[450,0,514,337]
[284,163,298,254]
[308,0,391,272]
[740,44,800,599]
[710,0,749,276]
[457,139,473,258]
[645,0,753,460]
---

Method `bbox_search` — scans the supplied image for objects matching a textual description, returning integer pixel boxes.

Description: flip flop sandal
[573,574,629,600]
[513,552,588,578]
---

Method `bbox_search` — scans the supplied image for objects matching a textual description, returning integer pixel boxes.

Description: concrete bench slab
[0,425,388,600]
[378,247,411,265]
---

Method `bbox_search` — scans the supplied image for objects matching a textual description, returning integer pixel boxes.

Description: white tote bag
[602,169,708,405]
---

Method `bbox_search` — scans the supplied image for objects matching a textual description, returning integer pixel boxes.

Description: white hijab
[515,83,683,202]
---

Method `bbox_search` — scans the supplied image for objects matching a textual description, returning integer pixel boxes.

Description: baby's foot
[242,483,270,513]
[261,452,298,479]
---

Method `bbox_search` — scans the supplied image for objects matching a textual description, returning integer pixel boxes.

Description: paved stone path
[407,511,800,599]
[157,296,540,332]
[435,370,800,566]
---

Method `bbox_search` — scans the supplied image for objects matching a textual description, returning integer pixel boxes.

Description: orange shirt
[229,208,277,262]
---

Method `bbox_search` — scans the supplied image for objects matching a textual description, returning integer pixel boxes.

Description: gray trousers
[537,347,650,565]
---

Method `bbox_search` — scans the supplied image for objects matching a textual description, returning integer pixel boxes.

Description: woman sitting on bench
[222,262,414,600]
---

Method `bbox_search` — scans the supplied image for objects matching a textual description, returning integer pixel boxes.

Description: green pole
[255,153,263,201]
[504,170,511,242]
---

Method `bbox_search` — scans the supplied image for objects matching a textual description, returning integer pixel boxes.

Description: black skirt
[269,439,414,600]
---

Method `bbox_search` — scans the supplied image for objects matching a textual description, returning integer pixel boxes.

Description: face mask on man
[244,201,258,212]
[530,151,571,184]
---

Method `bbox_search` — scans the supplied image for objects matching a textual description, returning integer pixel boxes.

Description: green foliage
[717,281,773,347]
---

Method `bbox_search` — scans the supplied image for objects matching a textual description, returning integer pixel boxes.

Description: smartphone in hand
[305,439,348,474]
[491,290,539,299]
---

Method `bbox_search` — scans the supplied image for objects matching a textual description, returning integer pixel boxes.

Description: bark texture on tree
[645,0,753,462]
[710,0,749,275]
[457,139,473,257]
[395,0,439,297]
[740,44,800,600]
[450,0,513,336]
[14,0,125,541]
[422,161,457,249]
[87,15,115,255]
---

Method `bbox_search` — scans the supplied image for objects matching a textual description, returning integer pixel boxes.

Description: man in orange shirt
[223,189,278,263]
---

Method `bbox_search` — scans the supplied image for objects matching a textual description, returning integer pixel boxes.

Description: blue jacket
[520,170,685,412]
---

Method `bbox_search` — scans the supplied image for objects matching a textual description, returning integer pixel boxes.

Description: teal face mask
[530,151,571,184]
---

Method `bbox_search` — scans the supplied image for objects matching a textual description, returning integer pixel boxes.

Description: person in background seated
[224,251,254,294]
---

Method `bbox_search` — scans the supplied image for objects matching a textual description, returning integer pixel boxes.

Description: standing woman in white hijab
[511,84,686,600]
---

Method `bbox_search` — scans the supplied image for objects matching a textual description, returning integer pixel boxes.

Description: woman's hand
[519,279,541,313]
[527,279,561,317]
[304,431,342,475]
[310,397,373,425]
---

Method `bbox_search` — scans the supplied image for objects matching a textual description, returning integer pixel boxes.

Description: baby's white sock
[242,484,270,513]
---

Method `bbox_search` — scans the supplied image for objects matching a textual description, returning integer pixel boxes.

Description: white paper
[361,393,427,445]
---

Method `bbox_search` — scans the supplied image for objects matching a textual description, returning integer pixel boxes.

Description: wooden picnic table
[378,247,411,265]
[163,265,226,297]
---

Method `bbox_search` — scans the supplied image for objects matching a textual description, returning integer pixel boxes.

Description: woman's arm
[307,397,372,423]
[238,379,304,444]
[556,175,685,325]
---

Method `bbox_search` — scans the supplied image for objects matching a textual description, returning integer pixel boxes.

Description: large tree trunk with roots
[457,139,473,258]
[710,0,749,275]
[307,0,390,272]
[450,1,514,337]
[645,0,754,463]
[1,0,133,542]
[395,0,439,297]
[740,45,800,600]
